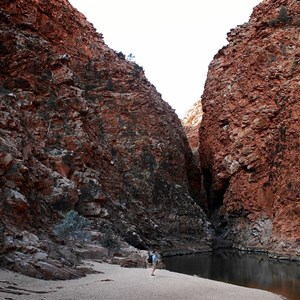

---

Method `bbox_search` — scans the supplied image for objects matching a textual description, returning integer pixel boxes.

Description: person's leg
[151,262,157,276]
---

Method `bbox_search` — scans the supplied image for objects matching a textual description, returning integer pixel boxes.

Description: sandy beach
[0,261,284,300]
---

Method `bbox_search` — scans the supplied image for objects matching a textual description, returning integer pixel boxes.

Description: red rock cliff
[0,0,209,277]
[197,0,300,258]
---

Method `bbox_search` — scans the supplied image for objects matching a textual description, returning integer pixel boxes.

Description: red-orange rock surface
[197,0,300,258]
[182,101,203,155]
[0,0,209,277]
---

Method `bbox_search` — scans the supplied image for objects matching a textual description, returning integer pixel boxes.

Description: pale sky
[69,0,262,118]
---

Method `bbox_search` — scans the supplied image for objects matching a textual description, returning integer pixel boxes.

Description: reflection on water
[163,250,300,300]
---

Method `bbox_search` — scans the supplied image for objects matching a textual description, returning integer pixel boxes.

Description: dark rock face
[0,220,4,262]
[197,0,300,258]
[0,0,210,277]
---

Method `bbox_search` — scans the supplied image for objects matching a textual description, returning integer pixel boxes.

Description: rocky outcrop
[197,0,300,258]
[182,101,207,211]
[182,101,203,155]
[0,0,210,278]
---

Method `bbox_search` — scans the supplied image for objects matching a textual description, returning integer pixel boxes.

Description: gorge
[0,0,299,280]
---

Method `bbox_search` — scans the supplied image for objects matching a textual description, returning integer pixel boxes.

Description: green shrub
[47,96,59,110]
[278,6,291,24]
[268,18,279,27]
[107,77,115,92]
[54,210,91,242]
[133,63,144,77]
[100,227,120,255]
[296,15,300,27]
[268,6,292,27]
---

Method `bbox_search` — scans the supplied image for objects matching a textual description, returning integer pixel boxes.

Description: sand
[0,261,284,300]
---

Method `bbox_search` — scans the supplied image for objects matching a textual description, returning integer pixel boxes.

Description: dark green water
[163,250,300,300]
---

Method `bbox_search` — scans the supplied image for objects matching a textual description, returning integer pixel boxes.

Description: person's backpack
[147,254,153,264]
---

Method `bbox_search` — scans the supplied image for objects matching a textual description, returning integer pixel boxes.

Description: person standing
[151,251,158,276]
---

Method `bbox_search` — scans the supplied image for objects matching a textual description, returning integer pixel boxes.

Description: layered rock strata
[0,0,210,278]
[197,0,300,258]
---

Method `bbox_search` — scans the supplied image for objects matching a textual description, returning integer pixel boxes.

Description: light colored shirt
[152,254,158,263]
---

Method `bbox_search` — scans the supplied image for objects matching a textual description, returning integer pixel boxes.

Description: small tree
[100,227,120,256]
[278,6,291,23]
[54,210,91,242]
[107,77,115,92]
[269,6,292,27]
[126,53,135,62]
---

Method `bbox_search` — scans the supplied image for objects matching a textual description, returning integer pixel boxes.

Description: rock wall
[197,0,300,258]
[0,0,210,276]
[182,101,207,211]
[182,101,203,155]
